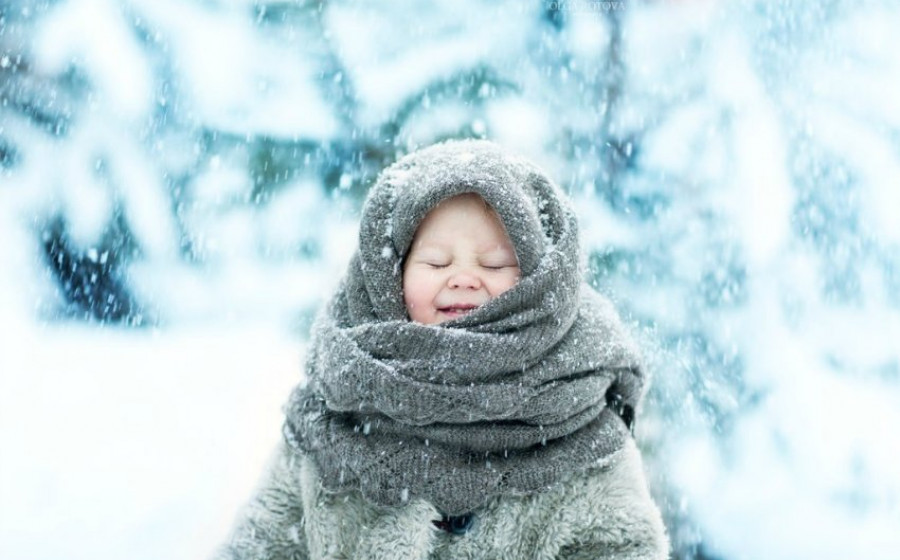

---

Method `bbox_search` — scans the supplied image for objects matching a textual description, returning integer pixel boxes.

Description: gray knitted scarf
[283,140,644,515]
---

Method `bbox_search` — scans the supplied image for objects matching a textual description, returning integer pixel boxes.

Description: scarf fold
[283,140,644,515]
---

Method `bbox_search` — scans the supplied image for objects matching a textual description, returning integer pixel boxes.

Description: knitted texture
[283,140,644,515]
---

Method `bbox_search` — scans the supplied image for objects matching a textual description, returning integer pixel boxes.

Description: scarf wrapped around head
[284,140,644,515]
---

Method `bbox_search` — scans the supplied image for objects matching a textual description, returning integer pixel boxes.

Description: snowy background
[2,0,899,558]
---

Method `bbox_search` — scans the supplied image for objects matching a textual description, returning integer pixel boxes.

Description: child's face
[402,193,520,325]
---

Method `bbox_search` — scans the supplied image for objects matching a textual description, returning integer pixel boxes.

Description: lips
[437,303,479,316]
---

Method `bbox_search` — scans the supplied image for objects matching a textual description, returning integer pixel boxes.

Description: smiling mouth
[438,304,478,316]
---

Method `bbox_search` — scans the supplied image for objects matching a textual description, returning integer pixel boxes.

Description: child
[216,140,669,559]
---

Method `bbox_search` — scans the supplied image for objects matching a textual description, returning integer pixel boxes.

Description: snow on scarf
[283,140,644,515]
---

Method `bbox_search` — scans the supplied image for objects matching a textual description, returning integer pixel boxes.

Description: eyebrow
[408,244,450,255]
[480,249,519,265]
[410,243,515,256]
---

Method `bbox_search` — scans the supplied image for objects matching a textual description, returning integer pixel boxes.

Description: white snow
[132,0,338,139]
[0,323,302,560]
[33,0,154,121]
[326,0,532,127]
[487,98,552,158]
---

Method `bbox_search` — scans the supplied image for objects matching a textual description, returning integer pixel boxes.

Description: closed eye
[426,262,449,269]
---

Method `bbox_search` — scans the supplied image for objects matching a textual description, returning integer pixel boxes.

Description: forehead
[412,194,510,241]
[424,193,492,220]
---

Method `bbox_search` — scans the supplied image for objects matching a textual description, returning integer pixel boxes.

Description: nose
[448,270,482,290]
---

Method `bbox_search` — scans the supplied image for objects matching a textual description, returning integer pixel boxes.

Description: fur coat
[213,436,668,560]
